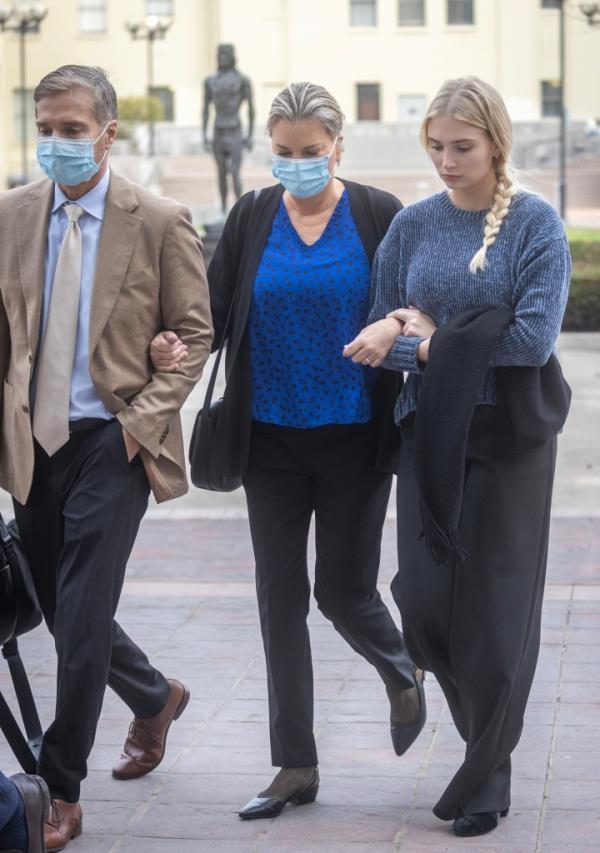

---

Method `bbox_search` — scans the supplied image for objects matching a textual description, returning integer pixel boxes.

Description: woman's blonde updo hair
[267,82,345,140]
[420,77,517,274]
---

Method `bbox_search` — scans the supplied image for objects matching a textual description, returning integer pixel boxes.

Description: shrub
[563,230,600,331]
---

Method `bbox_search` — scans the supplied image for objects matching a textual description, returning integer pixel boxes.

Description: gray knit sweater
[368,190,572,424]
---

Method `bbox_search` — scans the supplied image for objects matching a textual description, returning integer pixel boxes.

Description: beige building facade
[0,0,598,183]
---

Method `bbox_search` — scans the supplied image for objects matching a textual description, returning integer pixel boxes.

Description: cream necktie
[33,203,84,456]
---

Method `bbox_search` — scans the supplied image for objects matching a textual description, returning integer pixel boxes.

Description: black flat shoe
[453,808,509,837]
[389,669,426,756]
[238,769,319,820]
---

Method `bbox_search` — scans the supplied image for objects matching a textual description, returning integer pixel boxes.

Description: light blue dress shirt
[40,168,112,421]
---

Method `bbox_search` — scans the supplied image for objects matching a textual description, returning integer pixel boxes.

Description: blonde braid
[469,176,517,274]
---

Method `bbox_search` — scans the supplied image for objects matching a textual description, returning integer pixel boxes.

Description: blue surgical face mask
[271,137,338,198]
[37,123,111,186]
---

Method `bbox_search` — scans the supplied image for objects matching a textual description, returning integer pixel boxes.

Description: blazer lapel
[89,173,141,357]
[17,180,54,358]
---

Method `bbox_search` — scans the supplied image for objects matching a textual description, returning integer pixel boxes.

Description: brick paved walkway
[1,515,599,852]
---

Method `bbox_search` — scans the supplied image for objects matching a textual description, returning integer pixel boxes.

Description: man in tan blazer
[0,65,213,851]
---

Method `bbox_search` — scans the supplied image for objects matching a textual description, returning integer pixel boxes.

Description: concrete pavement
[0,514,598,852]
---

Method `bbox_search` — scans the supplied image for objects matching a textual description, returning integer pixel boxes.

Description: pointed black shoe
[453,808,509,837]
[238,769,319,820]
[388,669,426,756]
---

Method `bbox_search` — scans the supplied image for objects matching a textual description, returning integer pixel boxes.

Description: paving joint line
[393,695,449,850]
[534,582,574,852]
[113,597,213,842]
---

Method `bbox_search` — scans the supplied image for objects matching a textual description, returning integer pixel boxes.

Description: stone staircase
[156,153,600,221]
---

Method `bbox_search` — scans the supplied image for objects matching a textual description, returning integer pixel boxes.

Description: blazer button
[22,405,29,414]
[28,354,33,364]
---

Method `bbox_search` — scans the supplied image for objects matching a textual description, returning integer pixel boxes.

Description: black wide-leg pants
[13,419,171,802]
[393,408,556,820]
[243,421,416,768]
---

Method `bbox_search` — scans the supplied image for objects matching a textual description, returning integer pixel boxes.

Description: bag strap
[201,189,261,418]
[0,640,42,771]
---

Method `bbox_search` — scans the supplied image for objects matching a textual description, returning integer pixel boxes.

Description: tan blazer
[0,171,213,505]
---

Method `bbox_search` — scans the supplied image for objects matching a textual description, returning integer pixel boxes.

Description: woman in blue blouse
[150,83,425,819]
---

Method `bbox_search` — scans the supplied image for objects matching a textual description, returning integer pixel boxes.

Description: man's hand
[343,318,403,368]
[150,331,188,373]
[122,428,141,462]
[243,137,253,152]
[204,138,213,154]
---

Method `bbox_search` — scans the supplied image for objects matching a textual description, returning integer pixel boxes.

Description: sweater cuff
[382,335,426,373]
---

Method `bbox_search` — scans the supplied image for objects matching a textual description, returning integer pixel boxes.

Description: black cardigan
[206,179,403,479]
[414,307,571,564]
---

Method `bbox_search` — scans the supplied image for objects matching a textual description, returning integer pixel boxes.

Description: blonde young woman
[345,77,571,837]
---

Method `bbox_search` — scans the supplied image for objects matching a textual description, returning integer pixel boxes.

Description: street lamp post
[0,3,48,184]
[125,14,172,157]
[559,0,566,220]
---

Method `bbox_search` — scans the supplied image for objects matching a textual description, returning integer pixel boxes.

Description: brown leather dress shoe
[112,678,190,780]
[9,773,50,853]
[44,799,82,852]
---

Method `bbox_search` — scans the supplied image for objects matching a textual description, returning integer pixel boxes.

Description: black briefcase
[0,513,43,771]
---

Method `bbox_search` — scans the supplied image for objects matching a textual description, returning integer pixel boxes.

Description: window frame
[145,0,174,16]
[149,86,175,122]
[78,0,106,33]
[356,83,381,121]
[12,88,36,143]
[350,0,378,27]
[446,0,475,26]
[398,0,425,27]
[541,79,562,118]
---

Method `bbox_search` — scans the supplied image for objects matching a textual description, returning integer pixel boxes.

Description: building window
[150,86,174,121]
[398,94,427,122]
[357,84,380,120]
[350,0,377,26]
[541,0,561,7]
[541,80,562,117]
[145,0,173,16]
[447,0,474,25]
[12,89,36,141]
[398,0,425,25]
[78,0,106,32]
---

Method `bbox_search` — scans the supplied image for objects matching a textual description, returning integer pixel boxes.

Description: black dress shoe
[238,768,319,820]
[388,669,426,756]
[453,808,509,837]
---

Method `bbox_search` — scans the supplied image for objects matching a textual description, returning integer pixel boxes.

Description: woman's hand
[386,307,437,339]
[150,331,188,372]
[417,338,431,364]
[343,318,403,368]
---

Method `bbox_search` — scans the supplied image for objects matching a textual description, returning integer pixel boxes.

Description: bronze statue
[203,44,255,213]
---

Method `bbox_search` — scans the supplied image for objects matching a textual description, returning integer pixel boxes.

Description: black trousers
[243,421,415,768]
[393,408,556,820]
[13,419,171,802]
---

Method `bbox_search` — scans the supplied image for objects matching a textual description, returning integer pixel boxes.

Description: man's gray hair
[267,82,344,138]
[34,65,118,123]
